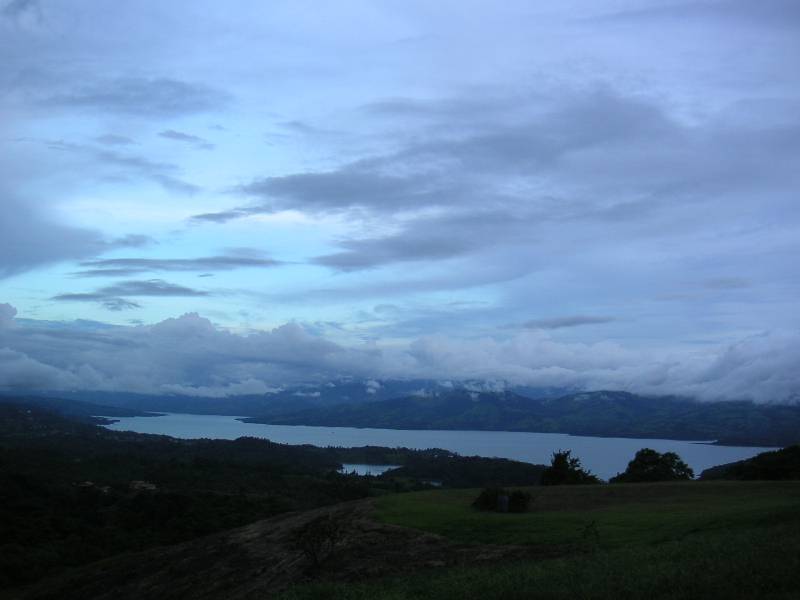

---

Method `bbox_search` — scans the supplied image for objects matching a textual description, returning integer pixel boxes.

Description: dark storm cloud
[74,255,282,277]
[41,78,230,117]
[159,129,215,150]
[521,316,616,330]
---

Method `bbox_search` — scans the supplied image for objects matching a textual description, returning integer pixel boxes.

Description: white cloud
[0,303,797,402]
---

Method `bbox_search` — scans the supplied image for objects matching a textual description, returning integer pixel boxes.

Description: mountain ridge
[243,390,800,447]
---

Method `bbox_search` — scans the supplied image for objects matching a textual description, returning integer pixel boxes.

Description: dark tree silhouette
[540,450,600,485]
[610,448,694,483]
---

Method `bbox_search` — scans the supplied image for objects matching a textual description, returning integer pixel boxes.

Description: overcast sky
[1,0,798,400]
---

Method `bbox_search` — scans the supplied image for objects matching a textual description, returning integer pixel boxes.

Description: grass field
[280,481,800,599]
[373,481,800,549]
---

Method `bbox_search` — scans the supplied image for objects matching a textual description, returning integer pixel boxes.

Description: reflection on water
[105,413,777,480]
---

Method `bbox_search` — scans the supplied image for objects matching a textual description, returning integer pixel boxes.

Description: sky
[1,0,799,401]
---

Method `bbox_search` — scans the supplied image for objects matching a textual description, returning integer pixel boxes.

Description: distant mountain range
[0,394,155,423]
[7,383,799,447]
[38,381,575,417]
[243,390,800,447]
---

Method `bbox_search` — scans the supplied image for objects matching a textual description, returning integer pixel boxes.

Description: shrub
[508,490,532,513]
[473,487,532,513]
[472,487,506,511]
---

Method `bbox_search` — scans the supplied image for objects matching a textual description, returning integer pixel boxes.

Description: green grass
[280,520,800,599]
[280,481,800,599]
[373,481,800,550]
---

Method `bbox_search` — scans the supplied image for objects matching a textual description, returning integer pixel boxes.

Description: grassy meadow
[280,481,800,599]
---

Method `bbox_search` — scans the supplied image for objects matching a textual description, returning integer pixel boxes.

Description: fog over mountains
[1,304,797,403]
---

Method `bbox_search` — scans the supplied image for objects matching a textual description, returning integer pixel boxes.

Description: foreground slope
[15,481,800,600]
[284,481,800,600]
[9,500,528,600]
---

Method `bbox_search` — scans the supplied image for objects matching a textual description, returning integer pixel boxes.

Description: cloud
[40,139,199,194]
[311,210,524,271]
[91,147,200,194]
[0,190,115,279]
[276,120,341,137]
[159,129,214,150]
[0,304,796,402]
[313,231,477,271]
[74,255,282,277]
[0,303,17,327]
[100,298,141,311]
[596,0,800,29]
[238,169,435,214]
[94,134,136,146]
[190,209,251,224]
[0,348,79,390]
[53,280,210,310]
[1,0,40,20]
[521,316,616,330]
[41,78,230,117]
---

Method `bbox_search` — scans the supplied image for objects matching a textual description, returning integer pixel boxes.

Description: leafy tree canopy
[610,448,694,483]
[540,450,600,485]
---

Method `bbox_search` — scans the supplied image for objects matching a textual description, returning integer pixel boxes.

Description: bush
[508,490,532,513]
[472,487,532,513]
[472,487,506,511]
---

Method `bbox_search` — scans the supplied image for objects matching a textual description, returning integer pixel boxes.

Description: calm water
[105,413,777,480]
[340,464,400,476]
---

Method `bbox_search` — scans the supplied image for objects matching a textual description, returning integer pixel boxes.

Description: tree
[610,448,694,483]
[540,450,600,485]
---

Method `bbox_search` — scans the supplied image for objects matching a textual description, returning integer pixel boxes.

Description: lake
[105,413,777,480]
[339,464,400,476]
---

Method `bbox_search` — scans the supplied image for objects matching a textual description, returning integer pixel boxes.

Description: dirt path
[11,499,542,600]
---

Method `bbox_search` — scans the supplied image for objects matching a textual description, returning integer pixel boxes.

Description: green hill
[281,481,800,600]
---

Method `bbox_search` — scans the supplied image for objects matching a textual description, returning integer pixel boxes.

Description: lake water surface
[106,413,776,480]
[339,464,400,476]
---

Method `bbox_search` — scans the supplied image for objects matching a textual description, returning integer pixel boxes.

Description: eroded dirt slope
[10,500,538,600]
